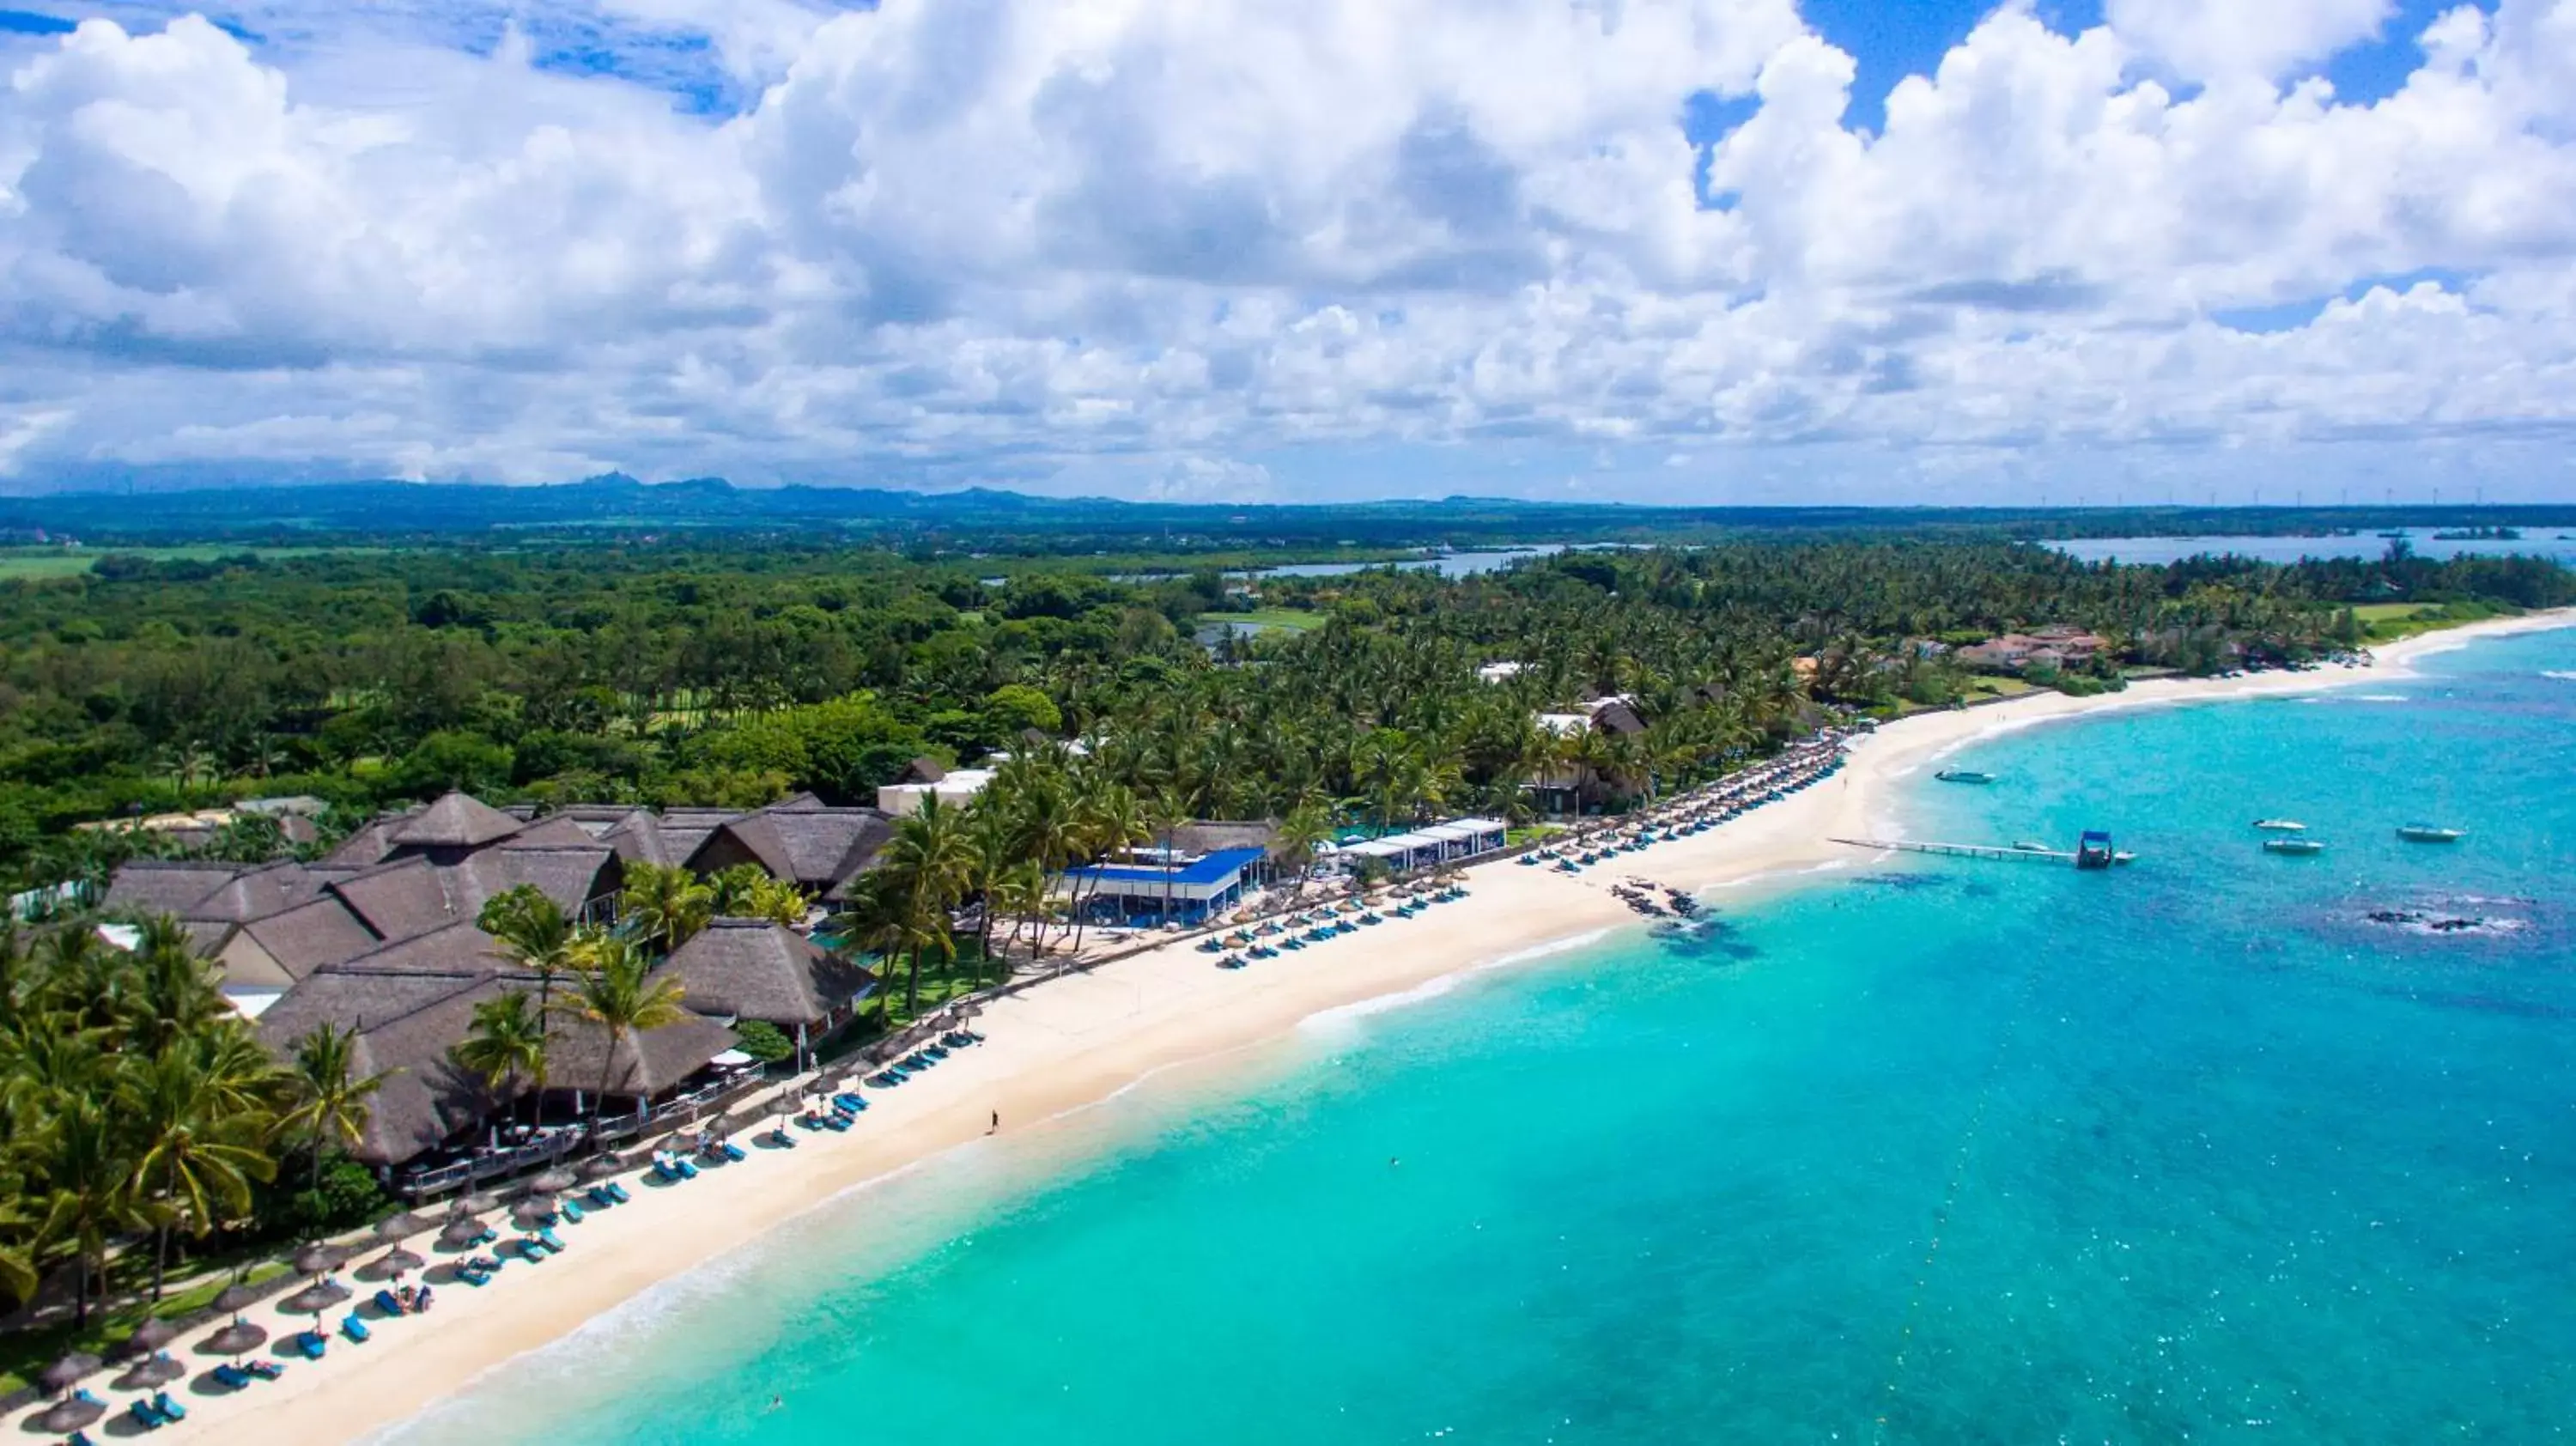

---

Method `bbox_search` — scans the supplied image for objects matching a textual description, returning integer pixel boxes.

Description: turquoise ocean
[385,628,2576,1446]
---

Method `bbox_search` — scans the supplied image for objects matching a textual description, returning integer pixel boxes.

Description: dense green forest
[3,535,2569,897]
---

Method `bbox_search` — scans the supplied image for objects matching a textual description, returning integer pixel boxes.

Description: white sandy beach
[20,609,2569,1446]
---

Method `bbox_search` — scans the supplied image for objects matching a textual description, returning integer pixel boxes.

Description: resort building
[1477,660,1525,684]
[1328,818,1510,874]
[1060,847,1271,927]
[663,919,879,1066]
[1955,624,2113,674]
[1528,696,1650,809]
[96,787,903,1188]
[876,757,998,817]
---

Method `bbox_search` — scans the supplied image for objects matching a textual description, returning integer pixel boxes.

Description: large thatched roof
[664,919,877,1028]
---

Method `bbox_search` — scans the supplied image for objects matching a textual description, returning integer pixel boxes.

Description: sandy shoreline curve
[39,609,2567,1446]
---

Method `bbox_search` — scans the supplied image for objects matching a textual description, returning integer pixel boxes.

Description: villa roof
[500,814,598,849]
[896,757,948,785]
[663,919,878,1028]
[387,792,526,851]
[319,816,404,869]
[184,861,340,925]
[466,845,621,914]
[327,858,487,941]
[236,896,382,981]
[331,920,512,976]
[601,811,679,868]
[684,805,895,898]
[545,1010,736,1102]
[256,965,505,1165]
[101,860,245,917]
[1589,699,1649,736]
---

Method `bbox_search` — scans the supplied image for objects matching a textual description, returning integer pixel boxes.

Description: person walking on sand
[989,1109,999,1134]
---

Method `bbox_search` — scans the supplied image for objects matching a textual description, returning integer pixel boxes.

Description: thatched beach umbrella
[374,1211,435,1242]
[39,1352,100,1394]
[212,1281,266,1317]
[530,1166,578,1196]
[282,1279,349,1317]
[127,1315,178,1353]
[205,1320,268,1358]
[438,1217,489,1249]
[769,1093,804,1119]
[34,1396,104,1434]
[113,1353,185,1391]
[292,1242,349,1278]
[576,1151,627,1182]
[508,1198,554,1230]
[361,1245,426,1281]
[448,1191,501,1218]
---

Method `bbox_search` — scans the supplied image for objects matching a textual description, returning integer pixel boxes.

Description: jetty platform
[1832,837,2121,867]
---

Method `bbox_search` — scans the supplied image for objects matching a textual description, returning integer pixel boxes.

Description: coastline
[50,609,2570,1446]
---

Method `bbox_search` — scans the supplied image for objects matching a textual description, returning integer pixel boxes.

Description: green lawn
[0,1260,290,1394]
[2353,600,2503,642]
[1196,609,1327,633]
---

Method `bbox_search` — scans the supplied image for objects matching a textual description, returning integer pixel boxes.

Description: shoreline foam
[54,608,2569,1446]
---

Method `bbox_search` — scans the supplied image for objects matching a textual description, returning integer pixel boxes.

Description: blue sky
[0,0,2566,504]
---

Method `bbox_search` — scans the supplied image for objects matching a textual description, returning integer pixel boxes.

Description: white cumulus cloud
[0,0,2567,501]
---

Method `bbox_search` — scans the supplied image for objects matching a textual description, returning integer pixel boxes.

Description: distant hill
[2,474,2571,548]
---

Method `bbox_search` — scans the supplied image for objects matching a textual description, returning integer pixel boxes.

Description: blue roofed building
[1060,847,1270,927]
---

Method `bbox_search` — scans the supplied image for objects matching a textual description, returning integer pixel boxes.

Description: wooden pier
[1832,837,2081,866]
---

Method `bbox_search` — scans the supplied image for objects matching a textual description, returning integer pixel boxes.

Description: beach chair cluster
[1523,735,1850,873]
[208,1359,284,1391]
[1210,881,1473,969]
[124,1389,189,1431]
[860,1028,986,1090]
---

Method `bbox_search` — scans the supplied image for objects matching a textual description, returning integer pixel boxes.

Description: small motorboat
[2397,824,2466,843]
[1935,769,1996,785]
[2012,840,2052,853]
[2264,837,2327,856]
[2252,819,2307,832]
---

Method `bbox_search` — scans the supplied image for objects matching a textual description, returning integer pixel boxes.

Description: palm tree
[121,1043,276,1300]
[478,885,580,1021]
[874,794,977,1012]
[121,918,226,1055]
[568,939,689,1138]
[829,875,912,1026]
[1274,802,1333,899]
[619,863,715,956]
[0,1189,37,1307]
[451,990,551,1132]
[276,1024,386,1196]
[33,1097,141,1328]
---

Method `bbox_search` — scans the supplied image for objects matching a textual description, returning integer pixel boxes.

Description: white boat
[2264,837,2327,856]
[2397,824,2466,844]
[2252,819,2307,832]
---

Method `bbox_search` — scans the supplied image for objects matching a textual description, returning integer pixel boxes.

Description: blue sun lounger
[537,1227,568,1254]
[210,1364,254,1391]
[129,1398,167,1431]
[343,1312,371,1344]
[293,1329,326,1359]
